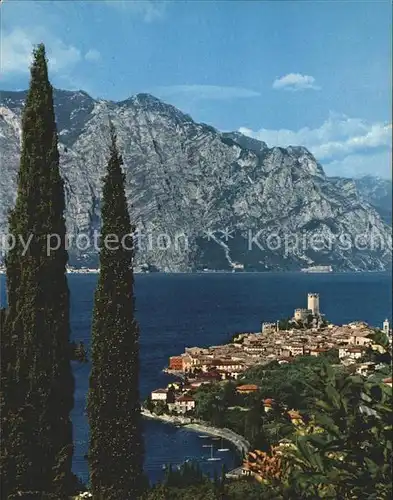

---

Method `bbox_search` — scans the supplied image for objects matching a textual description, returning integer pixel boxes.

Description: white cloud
[239,113,392,178]
[325,150,391,178]
[1,28,34,73]
[272,73,320,91]
[48,40,81,71]
[155,85,261,100]
[105,0,167,22]
[1,28,81,75]
[85,49,101,62]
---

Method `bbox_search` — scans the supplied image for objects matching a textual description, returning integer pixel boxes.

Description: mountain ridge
[0,89,391,271]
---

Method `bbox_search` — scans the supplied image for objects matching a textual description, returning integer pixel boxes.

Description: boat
[217,437,229,452]
[198,435,209,439]
[207,444,221,462]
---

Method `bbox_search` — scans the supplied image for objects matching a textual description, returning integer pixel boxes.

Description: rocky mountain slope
[0,89,391,271]
[353,176,392,226]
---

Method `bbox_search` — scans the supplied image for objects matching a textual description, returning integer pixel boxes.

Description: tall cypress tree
[88,124,144,499]
[0,44,74,498]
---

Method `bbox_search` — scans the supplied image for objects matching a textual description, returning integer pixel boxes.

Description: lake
[1,271,391,485]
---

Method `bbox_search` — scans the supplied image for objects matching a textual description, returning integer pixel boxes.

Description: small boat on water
[207,444,221,462]
[217,437,229,452]
[198,435,209,439]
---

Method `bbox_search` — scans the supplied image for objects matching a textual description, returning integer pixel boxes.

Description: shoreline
[2,270,391,276]
[142,409,250,456]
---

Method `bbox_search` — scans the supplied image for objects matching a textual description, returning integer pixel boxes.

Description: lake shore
[141,409,250,456]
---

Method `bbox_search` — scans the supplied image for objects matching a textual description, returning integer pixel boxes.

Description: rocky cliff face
[0,89,391,271]
[353,176,392,226]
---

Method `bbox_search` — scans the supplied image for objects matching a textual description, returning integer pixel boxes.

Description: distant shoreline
[64,270,392,275]
[1,269,392,276]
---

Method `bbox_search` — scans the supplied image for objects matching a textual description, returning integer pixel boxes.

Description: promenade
[141,409,250,456]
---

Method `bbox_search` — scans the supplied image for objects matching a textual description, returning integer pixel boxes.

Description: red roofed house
[169,356,184,371]
[263,398,275,412]
[236,384,259,394]
[383,378,392,387]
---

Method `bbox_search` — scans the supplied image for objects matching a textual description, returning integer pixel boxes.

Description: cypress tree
[88,123,144,499]
[0,44,74,498]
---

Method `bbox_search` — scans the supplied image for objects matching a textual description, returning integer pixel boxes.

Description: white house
[349,332,372,347]
[355,362,376,376]
[339,346,365,360]
[215,359,245,372]
[174,395,196,413]
[346,347,364,360]
[151,389,168,402]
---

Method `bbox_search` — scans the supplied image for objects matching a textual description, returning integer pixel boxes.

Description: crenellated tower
[307,293,320,316]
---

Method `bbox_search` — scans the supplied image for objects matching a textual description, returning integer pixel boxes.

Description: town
[147,293,392,415]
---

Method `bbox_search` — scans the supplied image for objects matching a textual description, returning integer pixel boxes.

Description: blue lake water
[1,272,392,485]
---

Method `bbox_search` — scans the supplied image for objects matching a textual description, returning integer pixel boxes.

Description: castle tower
[383,318,390,335]
[307,293,320,316]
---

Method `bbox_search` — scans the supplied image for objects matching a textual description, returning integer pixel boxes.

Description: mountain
[0,89,391,272]
[354,176,392,226]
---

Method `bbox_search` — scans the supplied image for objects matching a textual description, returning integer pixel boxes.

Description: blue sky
[1,0,391,178]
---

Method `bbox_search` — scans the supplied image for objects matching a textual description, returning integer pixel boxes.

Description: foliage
[368,364,391,382]
[69,341,88,363]
[0,307,5,331]
[277,317,297,330]
[144,483,217,500]
[243,355,333,412]
[144,397,155,413]
[1,44,74,499]
[368,329,391,352]
[87,123,145,499]
[152,401,168,416]
[225,480,282,499]
[144,461,215,500]
[147,340,391,499]
[193,384,227,426]
[319,348,339,364]
[259,408,295,448]
[167,386,176,404]
[228,332,245,344]
[164,461,207,488]
[193,357,336,447]
[191,348,391,498]
[193,381,288,448]
[143,463,278,500]
[279,364,392,498]
[367,329,392,365]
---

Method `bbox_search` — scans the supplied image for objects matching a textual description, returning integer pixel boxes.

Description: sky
[0,0,391,178]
